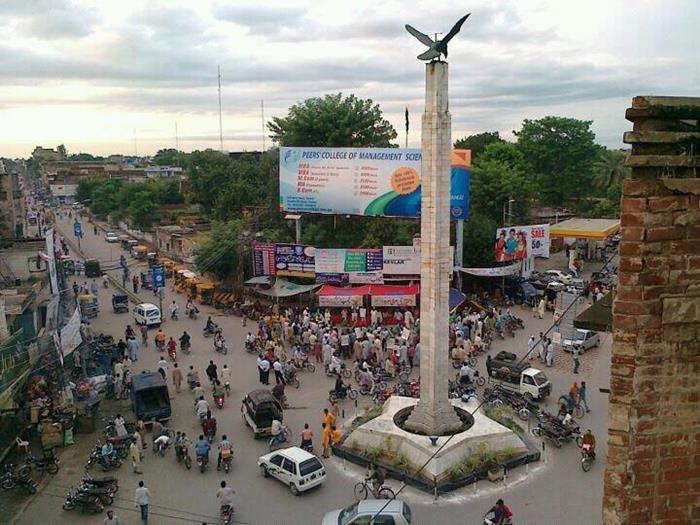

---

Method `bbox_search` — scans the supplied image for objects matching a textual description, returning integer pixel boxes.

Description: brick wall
[604,96,700,524]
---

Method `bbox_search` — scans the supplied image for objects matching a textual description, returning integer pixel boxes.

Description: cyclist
[484,499,513,524]
[367,463,385,499]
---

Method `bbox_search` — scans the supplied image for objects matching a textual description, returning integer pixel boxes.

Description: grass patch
[349,405,384,431]
[447,443,519,480]
[484,405,524,435]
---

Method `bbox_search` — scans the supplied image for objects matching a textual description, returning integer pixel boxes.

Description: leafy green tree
[56,144,67,159]
[514,116,598,205]
[194,220,246,279]
[593,148,629,190]
[459,211,498,267]
[470,142,534,224]
[454,132,503,161]
[186,150,236,211]
[153,149,188,167]
[268,93,397,147]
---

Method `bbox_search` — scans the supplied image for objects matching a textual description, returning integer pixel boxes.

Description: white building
[145,166,183,178]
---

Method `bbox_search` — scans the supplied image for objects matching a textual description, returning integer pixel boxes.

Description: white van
[134,303,161,327]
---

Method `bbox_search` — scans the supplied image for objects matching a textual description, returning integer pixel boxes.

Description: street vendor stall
[368,284,420,307]
[318,284,371,308]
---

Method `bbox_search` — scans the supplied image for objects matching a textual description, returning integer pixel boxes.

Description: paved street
[12,211,611,525]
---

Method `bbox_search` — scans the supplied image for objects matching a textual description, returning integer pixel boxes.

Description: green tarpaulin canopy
[253,278,321,298]
[573,292,614,332]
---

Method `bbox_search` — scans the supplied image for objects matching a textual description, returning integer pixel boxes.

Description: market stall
[318,284,371,308]
[368,284,420,307]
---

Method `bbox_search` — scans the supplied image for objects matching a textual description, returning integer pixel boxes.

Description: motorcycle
[180,340,191,355]
[328,386,359,403]
[1,464,37,494]
[269,426,290,451]
[325,363,351,379]
[301,441,314,453]
[214,393,225,409]
[581,444,595,472]
[170,309,178,321]
[196,453,209,473]
[24,450,60,475]
[221,504,234,525]
[218,448,233,474]
[175,441,192,470]
[203,324,219,338]
[75,484,115,505]
[105,435,133,459]
[81,475,119,493]
[102,276,109,288]
[188,306,199,320]
[214,339,229,355]
[283,368,300,389]
[62,487,105,513]
[168,346,177,362]
[86,447,122,472]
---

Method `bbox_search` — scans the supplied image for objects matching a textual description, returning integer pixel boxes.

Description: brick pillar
[603,96,700,524]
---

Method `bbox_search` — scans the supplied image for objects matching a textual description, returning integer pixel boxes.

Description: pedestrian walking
[172,363,183,392]
[128,337,139,362]
[132,275,139,294]
[134,480,150,524]
[537,298,545,319]
[256,354,264,384]
[527,335,536,357]
[157,357,168,381]
[132,430,143,456]
[578,381,591,413]
[140,324,148,347]
[572,346,581,374]
[545,339,554,367]
[538,332,545,362]
[136,420,147,450]
[273,359,285,385]
[103,510,121,525]
[321,422,331,459]
[206,360,218,384]
[260,356,271,385]
[130,441,142,474]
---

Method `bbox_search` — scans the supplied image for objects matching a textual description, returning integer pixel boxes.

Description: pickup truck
[486,351,551,401]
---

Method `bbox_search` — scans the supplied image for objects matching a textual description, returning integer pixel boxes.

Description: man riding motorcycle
[328,353,343,376]
[155,329,166,351]
[269,419,288,448]
[169,300,179,320]
[194,435,210,467]
[213,381,226,406]
[179,331,191,353]
[217,434,233,470]
[195,396,209,421]
[581,429,596,458]
[217,480,235,519]
[484,498,513,524]
[202,411,217,441]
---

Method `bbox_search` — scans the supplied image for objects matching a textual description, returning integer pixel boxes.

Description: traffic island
[334,396,538,493]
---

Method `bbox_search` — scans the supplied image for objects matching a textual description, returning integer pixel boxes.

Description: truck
[486,351,551,401]
[131,371,171,422]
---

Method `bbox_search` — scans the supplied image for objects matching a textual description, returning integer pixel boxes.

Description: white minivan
[134,303,161,327]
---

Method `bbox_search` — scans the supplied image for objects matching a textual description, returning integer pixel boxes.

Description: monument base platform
[343,396,529,481]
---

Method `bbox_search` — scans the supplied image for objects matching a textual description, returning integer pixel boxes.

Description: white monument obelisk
[405,61,463,435]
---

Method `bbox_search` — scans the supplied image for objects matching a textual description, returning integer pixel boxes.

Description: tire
[2,478,15,490]
[341,369,351,379]
[531,427,542,437]
[360,385,370,396]
[25,483,37,495]
[378,487,395,499]
[348,389,358,400]
[47,462,59,475]
[305,363,316,373]
[490,399,503,408]
[16,465,31,480]
[582,458,592,472]
[328,393,337,403]
[518,408,530,421]
[476,376,486,387]
[353,482,368,501]
[576,435,583,447]
[451,360,460,369]
[523,392,534,403]
[467,357,477,367]
[289,483,300,496]
[185,456,192,470]
[62,502,74,511]
[574,406,585,419]
[398,371,409,382]
[117,448,127,460]
[260,464,269,478]
[100,494,114,505]
[93,503,104,514]
[378,382,387,391]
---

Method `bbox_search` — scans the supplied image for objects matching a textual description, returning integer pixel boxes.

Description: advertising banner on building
[252,243,276,277]
[371,294,416,307]
[274,244,315,278]
[494,224,550,262]
[59,307,83,357]
[383,245,420,275]
[315,248,383,284]
[280,147,470,219]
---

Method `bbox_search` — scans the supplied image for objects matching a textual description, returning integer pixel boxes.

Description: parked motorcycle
[328,387,358,403]
[75,483,115,505]
[1,464,37,494]
[81,475,119,493]
[24,450,59,474]
[62,487,105,513]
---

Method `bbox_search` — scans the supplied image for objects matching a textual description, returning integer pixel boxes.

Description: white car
[133,303,161,327]
[257,447,326,495]
[543,269,573,285]
[105,232,119,243]
[322,500,413,525]
[563,329,600,352]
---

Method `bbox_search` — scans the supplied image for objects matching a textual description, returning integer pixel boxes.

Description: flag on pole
[405,107,409,133]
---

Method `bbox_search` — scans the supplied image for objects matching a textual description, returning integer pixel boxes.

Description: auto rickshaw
[241,390,283,439]
[162,260,176,278]
[61,258,76,276]
[133,245,148,260]
[140,271,153,290]
[147,252,159,267]
[196,282,215,305]
[84,258,101,278]
[112,293,129,313]
[126,239,139,251]
[118,234,131,248]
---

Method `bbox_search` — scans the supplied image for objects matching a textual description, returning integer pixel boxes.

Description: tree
[186,150,236,211]
[593,148,629,190]
[459,211,498,267]
[56,144,67,159]
[268,93,397,147]
[514,117,598,205]
[153,148,188,167]
[470,142,535,224]
[454,132,503,161]
[194,220,246,279]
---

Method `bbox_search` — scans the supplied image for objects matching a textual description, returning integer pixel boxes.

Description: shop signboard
[274,244,315,278]
[280,147,470,219]
[382,245,420,275]
[252,242,276,277]
[371,294,416,307]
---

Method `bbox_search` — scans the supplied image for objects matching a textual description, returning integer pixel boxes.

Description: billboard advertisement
[494,224,550,262]
[315,248,383,284]
[280,148,470,219]
[383,245,420,275]
[252,243,316,277]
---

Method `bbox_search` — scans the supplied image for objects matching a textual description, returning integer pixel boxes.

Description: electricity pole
[217,65,223,152]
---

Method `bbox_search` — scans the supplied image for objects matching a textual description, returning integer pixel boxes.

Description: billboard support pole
[455,219,463,290]
[295,217,302,244]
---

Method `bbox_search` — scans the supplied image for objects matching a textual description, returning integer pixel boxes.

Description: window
[269,455,283,467]
[522,375,535,386]
[299,458,323,477]
[351,516,394,525]
[401,503,412,523]
[282,458,296,475]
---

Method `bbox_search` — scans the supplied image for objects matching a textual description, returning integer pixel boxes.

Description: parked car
[563,329,600,352]
[542,269,574,285]
[105,232,119,243]
[133,303,161,327]
[322,500,413,525]
[257,447,326,496]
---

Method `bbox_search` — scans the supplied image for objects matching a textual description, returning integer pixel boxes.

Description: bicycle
[353,478,395,501]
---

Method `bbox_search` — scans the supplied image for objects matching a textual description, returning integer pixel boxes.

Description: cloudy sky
[1,0,697,157]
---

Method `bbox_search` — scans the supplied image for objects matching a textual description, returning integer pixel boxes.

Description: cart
[140,271,153,290]
[112,293,129,313]
[133,245,148,260]
[79,293,99,319]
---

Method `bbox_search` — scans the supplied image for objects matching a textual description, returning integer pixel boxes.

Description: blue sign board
[73,222,83,238]
[152,266,165,288]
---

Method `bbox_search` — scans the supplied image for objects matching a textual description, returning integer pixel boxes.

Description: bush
[447,442,518,480]
[484,405,524,435]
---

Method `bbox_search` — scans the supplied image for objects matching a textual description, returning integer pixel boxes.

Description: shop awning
[550,218,620,240]
[255,278,320,298]
[574,292,613,332]
[244,276,273,286]
[368,284,420,296]
[449,288,466,313]
[318,284,371,297]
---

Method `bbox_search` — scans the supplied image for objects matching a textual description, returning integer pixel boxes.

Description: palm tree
[593,148,630,189]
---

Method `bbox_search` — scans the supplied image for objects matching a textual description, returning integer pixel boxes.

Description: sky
[0,0,698,158]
